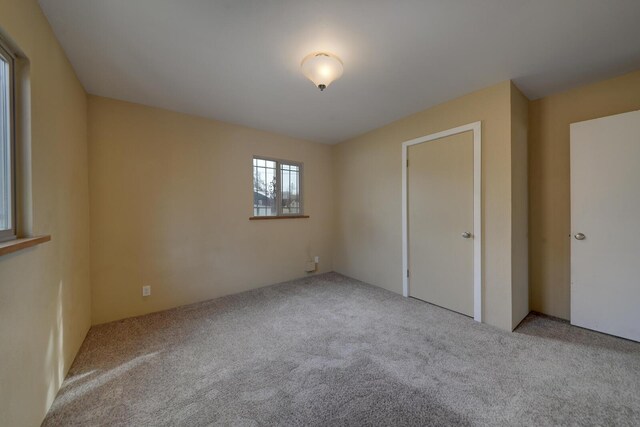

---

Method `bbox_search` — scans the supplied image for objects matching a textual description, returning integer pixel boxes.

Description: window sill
[0,235,51,257]
[249,215,310,220]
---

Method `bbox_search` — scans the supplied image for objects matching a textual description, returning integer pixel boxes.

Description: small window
[0,40,15,242]
[253,156,303,217]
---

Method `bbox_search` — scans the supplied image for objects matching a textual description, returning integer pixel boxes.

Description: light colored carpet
[43,273,640,426]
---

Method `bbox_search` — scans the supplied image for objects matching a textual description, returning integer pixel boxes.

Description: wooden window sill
[0,235,51,257]
[249,215,310,220]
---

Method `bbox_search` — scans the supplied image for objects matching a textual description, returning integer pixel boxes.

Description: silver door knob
[574,233,586,240]
[461,232,472,239]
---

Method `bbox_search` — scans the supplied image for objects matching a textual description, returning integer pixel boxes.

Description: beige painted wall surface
[0,1,91,426]
[89,96,333,324]
[510,83,529,329]
[529,70,640,320]
[332,81,516,331]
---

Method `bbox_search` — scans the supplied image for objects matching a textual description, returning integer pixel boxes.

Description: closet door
[571,110,640,341]
[408,131,474,316]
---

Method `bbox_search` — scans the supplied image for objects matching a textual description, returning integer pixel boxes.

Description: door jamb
[401,121,482,322]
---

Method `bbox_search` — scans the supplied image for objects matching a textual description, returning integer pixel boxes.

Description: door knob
[461,232,472,239]
[574,233,586,240]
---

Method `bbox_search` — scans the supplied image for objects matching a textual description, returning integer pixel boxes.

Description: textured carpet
[43,273,640,426]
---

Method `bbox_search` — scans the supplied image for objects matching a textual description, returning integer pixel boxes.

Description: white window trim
[0,38,16,243]
[252,156,304,217]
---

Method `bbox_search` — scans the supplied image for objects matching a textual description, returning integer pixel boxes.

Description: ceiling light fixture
[300,52,343,91]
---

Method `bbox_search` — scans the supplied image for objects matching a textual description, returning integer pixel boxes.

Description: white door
[570,110,640,342]
[408,131,474,316]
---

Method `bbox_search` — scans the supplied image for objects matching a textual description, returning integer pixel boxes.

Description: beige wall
[510,83,529,329]
[88,96,333,324]
[0,1,91,426]
[529,69,640,320]
[332,81,527,331]
[0,1,637,421]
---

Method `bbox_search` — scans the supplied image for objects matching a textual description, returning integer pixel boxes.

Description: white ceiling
[39,0,640,144]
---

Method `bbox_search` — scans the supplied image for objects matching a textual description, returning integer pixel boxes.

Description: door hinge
[406,159,409,167]
[407,269,409,278]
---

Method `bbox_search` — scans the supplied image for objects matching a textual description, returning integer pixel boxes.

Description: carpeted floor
[43,273,640,426]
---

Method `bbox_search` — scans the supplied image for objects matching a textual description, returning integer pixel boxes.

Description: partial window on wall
[252,157,303,217]
[0,39,15,242]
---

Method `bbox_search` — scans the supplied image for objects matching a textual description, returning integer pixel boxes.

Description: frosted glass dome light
[300,52,344,91]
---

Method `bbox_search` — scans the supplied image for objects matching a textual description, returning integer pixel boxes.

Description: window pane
[0,54,11,231]
[281,163,300,215]
[253,158,277,216]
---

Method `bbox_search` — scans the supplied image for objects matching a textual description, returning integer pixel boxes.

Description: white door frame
[402,121,482,322]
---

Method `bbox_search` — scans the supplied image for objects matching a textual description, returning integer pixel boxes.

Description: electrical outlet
[142,285,151,297]
[314,256,320,263]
